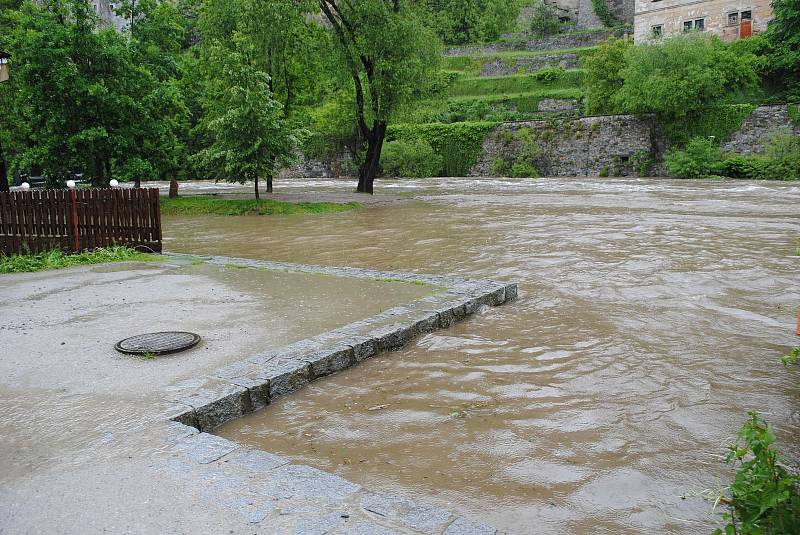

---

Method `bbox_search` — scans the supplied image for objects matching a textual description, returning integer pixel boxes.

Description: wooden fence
[0,188,162,256]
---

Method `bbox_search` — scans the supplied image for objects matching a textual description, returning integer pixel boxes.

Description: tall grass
[160,197,361,216]
[0,246,156,274]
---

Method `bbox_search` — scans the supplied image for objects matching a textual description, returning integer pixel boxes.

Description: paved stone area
[0,254,517,534]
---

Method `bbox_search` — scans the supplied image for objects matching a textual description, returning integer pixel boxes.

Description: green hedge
[387,122,498,176]
[662,104,757,146]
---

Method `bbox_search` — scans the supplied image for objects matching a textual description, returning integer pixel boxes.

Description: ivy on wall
[591,0,620,28]
[388,121,499,176]
[661,104,757,146]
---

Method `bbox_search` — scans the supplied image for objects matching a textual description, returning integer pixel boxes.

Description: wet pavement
[0,258,446,533]
[169,177,800,535]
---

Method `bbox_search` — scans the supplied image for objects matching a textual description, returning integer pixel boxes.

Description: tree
[581,37,631,115]
[763,0,800,100]
[426,0,522,45]
[10,0,185,187]
[0,0,22,192]
[191,38,300,200]
[614,34,758,121]
[319,0,440,193]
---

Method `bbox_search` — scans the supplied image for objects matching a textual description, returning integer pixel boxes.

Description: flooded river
[166,178,799,534]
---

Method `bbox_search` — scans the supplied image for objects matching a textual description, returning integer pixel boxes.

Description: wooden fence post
[70,188,80,252]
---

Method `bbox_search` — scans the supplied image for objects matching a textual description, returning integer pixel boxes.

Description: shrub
[532,66,566,83]
[631,150,654,177]
[387,122,498,176]
[581,37,631,115]
[491,127,540,177]
[713,412,800,535]
[665,137,723,178]
[721,133,800,181]
[616,35,759,122]
[764,131,800,180]
[380,139,443,178]
[529,0,560,37]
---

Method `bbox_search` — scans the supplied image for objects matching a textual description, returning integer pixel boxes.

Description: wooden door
[740,20,752,38]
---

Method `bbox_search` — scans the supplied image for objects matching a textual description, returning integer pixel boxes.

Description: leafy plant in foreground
[713,412,800,534]
[782,347,799,367]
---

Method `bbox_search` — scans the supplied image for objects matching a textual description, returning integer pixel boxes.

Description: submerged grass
[0,246,157,274]
[160,197,361,216]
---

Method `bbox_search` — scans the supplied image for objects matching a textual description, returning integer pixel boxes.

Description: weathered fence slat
[0,188,162,256]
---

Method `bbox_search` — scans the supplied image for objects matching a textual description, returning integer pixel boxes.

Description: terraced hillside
[398,39,602,125]
[387,28,629,177]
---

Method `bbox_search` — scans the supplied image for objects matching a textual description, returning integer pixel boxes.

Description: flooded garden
[158,177,800,534]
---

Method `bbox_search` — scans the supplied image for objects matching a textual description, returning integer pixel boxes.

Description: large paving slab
[0,254,517,534]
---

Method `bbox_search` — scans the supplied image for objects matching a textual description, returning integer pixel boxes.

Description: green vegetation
[491,127,540,177]
[667,132,800,180]
[0,246,156,274]
[665,137,724,179]
[713,412,800,534]
[660,104,756,147]
[529,0,561,37]
[388,121,498,176]
[591,0,619,28]
[783,347,799,367]
[442,47,598,75]
[380,139,442,178]
[447,70,584,97]
[789,104,800,126]
[159,197,360,216]
[427,0,524,45]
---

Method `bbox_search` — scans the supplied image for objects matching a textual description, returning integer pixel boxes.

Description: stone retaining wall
[445,28,624,57]
[480,53,579,76]
[472,114,661,177]
[722,104,800,155]
[155,254,518,534]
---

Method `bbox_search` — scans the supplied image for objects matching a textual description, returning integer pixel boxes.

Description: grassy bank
[160,197,361,216]
[0,246,157,274]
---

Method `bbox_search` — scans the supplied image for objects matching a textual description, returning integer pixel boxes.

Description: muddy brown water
[166,178,800,534]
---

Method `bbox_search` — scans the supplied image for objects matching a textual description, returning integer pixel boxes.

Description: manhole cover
[115,331,201,356]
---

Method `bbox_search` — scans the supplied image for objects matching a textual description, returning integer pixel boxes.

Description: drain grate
[115,331,201,356]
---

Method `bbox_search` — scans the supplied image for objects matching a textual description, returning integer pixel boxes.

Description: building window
[683,20,693,31]
[651,25,663,37]
[728,12,739,25]
[694,18,705,30]
[741,10,752,19]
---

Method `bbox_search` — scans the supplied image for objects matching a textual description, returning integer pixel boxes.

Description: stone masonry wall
[444,28,624,57]
[722,104,800,155]
[472,114,661,177]
[480,53,579,76]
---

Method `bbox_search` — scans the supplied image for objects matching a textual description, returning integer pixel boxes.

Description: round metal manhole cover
[115,331,201,356]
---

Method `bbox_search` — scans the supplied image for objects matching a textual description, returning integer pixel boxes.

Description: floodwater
[167,177,799,534]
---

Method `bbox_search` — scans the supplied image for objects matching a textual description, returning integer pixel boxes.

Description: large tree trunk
[0,142,9,193]
[267,175,273,193]
[169,176,179,198]
[92,157,104,188]
[254,177,260,200]
[357,121,387,195]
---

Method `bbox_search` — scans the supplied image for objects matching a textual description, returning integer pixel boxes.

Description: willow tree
[319,0,439,194]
